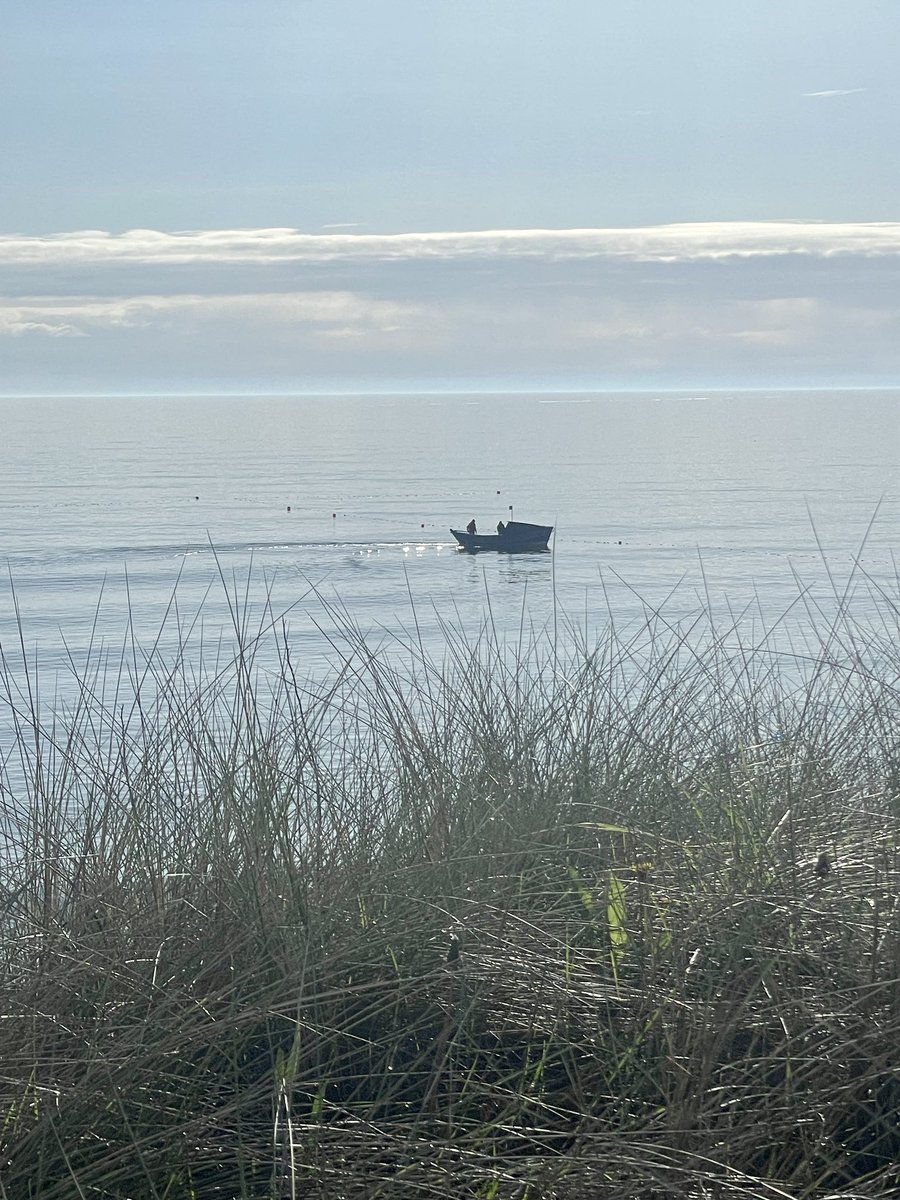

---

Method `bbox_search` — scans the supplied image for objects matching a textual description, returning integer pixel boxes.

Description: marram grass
[1,581,900,1199]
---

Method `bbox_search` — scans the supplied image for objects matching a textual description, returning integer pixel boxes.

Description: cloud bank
[3,221,900,270]
[2,222,899,391]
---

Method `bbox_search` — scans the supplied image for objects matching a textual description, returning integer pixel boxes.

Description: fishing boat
[450,520,553,553]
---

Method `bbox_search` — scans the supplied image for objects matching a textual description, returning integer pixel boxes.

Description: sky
[2,0,899,393]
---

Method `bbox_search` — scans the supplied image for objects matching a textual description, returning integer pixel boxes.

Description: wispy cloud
[0,315,86,338]
[802,88,867,98]
[0,291,427,340]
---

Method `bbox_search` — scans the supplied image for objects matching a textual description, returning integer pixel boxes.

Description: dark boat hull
[450,521,553,553]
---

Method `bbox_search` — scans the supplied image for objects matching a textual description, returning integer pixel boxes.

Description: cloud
[3,222,900,390]
[0,291,428,340]
[3,221,900,273]
[802,88,867,98]
[0,315,86,338]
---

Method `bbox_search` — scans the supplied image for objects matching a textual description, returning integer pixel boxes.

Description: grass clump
[2,584,900,1198]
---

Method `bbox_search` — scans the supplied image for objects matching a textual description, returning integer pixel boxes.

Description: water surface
[1,389,897,688]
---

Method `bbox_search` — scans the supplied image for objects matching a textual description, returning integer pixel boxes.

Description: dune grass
[1,576,900,1199]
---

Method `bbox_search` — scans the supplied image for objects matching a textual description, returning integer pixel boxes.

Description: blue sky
[3,1,899,392]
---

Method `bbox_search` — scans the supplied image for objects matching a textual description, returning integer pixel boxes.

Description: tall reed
[1,574,899,1198]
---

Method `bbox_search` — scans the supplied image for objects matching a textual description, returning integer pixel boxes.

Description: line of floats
[194,495,553,554]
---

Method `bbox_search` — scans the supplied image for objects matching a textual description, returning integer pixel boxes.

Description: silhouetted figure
[496,520,505,535]
[815,852,831,878]
[466,519,477,535]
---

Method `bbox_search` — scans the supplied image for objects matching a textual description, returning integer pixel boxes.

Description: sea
[0,388,898,706]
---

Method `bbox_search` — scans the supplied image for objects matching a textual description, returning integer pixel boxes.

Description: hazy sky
[3,1,899,392]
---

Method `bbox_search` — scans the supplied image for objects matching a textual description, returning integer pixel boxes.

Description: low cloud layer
[0,292,425,340]
[2,222,899,392]
[3,221,900,270]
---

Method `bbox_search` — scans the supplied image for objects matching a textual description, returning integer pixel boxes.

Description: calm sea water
[0,389,898,693]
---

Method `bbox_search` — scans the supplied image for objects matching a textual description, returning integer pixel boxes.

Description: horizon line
[1,383,899,400]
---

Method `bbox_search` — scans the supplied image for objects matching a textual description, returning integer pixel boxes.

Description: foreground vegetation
[2,582,900,1199]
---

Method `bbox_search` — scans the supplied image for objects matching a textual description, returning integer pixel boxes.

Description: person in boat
[466,519,477,535]
[496,520,505,535]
